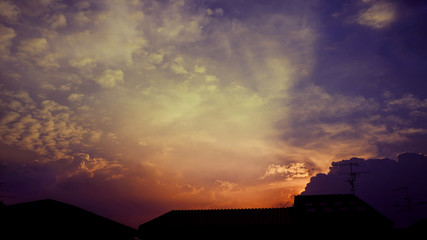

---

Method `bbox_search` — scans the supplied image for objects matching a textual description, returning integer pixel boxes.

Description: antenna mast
[394,186,427,222]
[337,162,367,195]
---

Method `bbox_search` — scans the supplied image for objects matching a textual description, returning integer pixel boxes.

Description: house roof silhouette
[139,194,394,238]
[142,207,292,226]
[0,199,137,239]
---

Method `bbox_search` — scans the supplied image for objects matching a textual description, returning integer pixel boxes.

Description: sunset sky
[1,0,427,227]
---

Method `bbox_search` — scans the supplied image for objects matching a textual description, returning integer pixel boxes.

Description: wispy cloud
[357,1,396,29]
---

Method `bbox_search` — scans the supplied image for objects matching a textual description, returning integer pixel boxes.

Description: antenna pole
[337,162,367,195]
[396,186,414,220]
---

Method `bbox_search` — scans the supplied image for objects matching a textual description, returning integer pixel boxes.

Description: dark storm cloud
[302,152,427,227]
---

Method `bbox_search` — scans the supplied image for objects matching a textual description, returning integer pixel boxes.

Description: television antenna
[336,162,368,195]
[394,186,427,220]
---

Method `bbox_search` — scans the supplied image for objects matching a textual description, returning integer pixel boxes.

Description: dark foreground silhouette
[139,194,425,239]
[0,199,137,239]
[1,195,425,239]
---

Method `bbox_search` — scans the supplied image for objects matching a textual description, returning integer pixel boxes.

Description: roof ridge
[171,207,288,211]
[298,193,355,197]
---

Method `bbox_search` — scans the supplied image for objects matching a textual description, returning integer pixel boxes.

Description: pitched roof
[142,207,292,227]
[138,194,397,238]
[140,194,393,230]
[0,199,137,239]
[139,207,295,239]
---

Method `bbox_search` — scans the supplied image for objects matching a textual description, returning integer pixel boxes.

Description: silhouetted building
[294,194,393,230]
[139,194,394,238]
[0,199,137,239]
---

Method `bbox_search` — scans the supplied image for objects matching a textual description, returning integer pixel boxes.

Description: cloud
[48,13,67,29]
[215,180,240,192]
[0,111,20,125]
[16,37,59,69]
[0,89,106,163]
[386,94,427,111]
[96,69,124,89]
[0,24,16,58]
[35,0,147,71]
[68,57,96,71]
[73,152,123,178]
[67,93,85,102]
[194,64,206,73]
[206,8,224,16]
[154,0,208,44]
[287,84,378,122]
[0,1,20,21]
[148,52,164,65]
[357,1,396,29]
[260,163,309,181]
[18,38,48,56]
[302,153,427,227]
[278,83,427,171]
[169,56,188,74]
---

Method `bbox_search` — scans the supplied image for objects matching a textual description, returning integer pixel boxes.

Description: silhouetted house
[394,218,427,237]
[294,194,393,230]
[0,199,137,239]
[139,207,294,238]
[139,194,393,238]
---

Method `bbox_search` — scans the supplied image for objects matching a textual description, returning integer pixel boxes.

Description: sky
[0,0,426,228]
